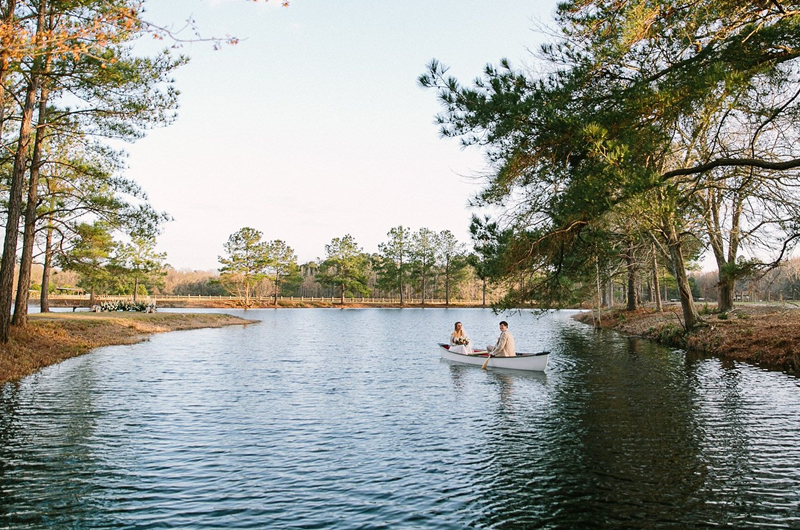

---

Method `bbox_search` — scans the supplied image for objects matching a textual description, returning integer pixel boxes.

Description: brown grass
[574,304,800,374]
[0,312,255,385]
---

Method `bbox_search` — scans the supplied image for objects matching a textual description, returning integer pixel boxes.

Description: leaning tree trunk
[665,224,699,329]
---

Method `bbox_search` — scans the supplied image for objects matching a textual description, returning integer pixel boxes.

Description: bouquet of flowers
[454,336,470,346]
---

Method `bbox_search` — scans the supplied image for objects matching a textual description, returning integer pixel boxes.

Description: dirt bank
[0,312,255,385]
[574,304,800,375]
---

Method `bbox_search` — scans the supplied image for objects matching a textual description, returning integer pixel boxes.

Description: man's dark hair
[499,321,508,327]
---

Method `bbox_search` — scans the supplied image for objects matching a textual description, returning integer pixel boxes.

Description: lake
[1,308,799,528]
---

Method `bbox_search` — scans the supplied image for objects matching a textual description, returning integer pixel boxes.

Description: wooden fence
[45,294,490,307]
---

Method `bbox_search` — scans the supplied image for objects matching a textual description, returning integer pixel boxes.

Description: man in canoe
[487,321,516,357]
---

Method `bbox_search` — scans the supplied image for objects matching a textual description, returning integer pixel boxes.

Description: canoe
[437,343,549,372]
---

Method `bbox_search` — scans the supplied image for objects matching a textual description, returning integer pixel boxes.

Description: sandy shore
[573,304,800,375]
[0,312,255,385]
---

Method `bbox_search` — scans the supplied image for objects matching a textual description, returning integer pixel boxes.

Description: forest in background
[419,0,800,329]
[3,0,800,328]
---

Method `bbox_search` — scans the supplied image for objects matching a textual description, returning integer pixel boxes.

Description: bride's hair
[453,321,464,337]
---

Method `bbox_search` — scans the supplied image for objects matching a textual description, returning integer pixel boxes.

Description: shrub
[99,300,156,312]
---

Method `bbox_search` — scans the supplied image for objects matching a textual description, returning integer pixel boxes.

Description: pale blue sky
[127,0,559,270]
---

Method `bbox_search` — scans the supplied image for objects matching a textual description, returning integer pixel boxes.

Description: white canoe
[438,343,549,372]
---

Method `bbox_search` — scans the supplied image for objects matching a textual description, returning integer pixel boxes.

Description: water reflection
[1,309,799,528]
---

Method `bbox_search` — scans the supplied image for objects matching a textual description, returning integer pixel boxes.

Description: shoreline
[5,303,797,387]
[573,304,800,375]
[0,312,255,386]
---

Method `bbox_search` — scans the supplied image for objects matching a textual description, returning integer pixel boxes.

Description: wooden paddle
[481,351,493,370]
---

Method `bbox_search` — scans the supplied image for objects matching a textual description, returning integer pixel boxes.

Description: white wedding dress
[449,336,473,355]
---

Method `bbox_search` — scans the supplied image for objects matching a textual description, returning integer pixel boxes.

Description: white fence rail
[46,294,489,305]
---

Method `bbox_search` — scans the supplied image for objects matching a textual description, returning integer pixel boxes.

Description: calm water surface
[1,308,799,529]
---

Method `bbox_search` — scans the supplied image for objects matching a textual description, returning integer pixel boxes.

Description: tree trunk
[651,243,662,312]
[14,73,52,327]
[0,0,45,342]
[594,259,602,329]
[133,277,139,302]
[482,278,486,307]
[40,226,53,313]
[625,243,638,311]
[666,224,699,329]
[0,83,39,339]
[0,0,17,145]
[718,273,735,312]
[274,277,279,306]
[445,262,450,306]
[340,283,345,305]
[420,268,426,305]
[398,264,404,306]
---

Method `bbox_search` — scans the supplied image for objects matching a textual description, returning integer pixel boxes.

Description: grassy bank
[574,304,800,375]
[0,312,255,385]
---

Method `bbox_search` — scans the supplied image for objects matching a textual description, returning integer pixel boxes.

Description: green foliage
[688,276,702,300]
[113,235,167,299]
[656,324,685,346]
[317,234,371,300]
[420,0,800,325]
[218,227,270,304]
[57,222,117,297]
[376,226,412,299]
[264,239,302,302]
[409,228,437,301]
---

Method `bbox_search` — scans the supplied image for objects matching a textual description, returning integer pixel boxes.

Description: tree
[468,216,512,308]
[410,228,437,305]
[421,0,800,329]
[218,227,269,308]
[0,0,183,336]
[264,239,301,305]
[317,235,370,304]
[376,226,412,304]
[57,222,116,306]
[435,230,468,306]
[114,236,167,302]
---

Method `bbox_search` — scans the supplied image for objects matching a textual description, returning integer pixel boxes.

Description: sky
[121,0,560,270]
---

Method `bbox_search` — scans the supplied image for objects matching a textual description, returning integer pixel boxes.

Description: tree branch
[662,157,800,180]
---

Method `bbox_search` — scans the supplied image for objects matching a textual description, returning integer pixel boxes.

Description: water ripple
[1,309,799,528]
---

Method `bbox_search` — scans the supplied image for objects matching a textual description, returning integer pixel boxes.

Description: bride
[449,321,473,354]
